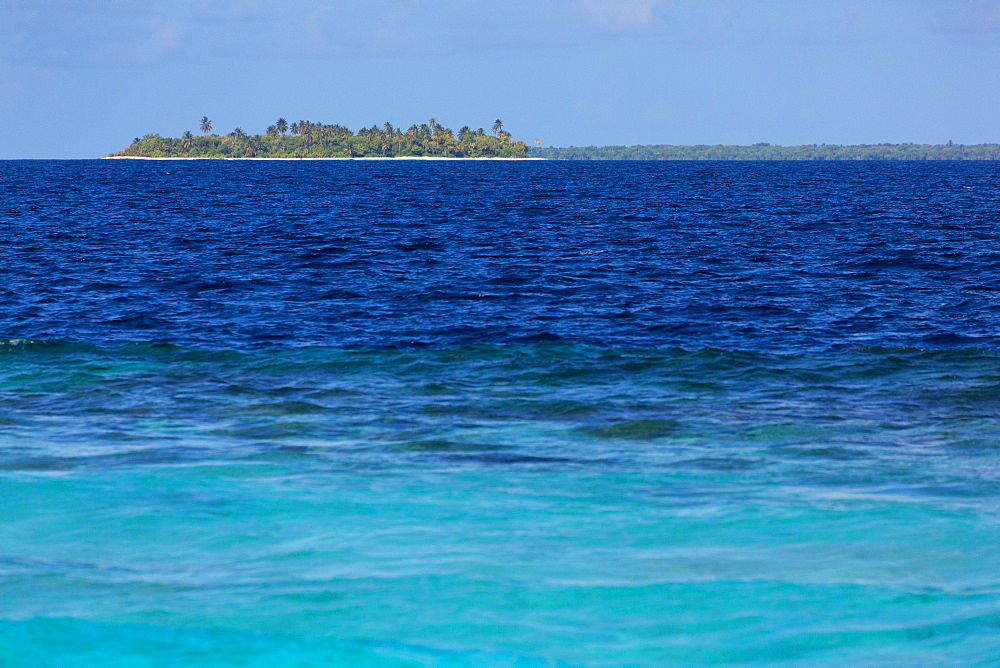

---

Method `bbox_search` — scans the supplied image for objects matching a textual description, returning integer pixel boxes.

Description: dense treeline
[529,142,1000,161]
[110,117,529,158]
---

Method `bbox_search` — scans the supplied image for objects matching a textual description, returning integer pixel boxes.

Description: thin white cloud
[578,0,669,34]
[195,0,270,20]
[93,17,184,65]
[938,0,1000,32]
[3,0,976,68]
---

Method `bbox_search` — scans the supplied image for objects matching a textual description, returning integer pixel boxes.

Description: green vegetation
[111,117,529,158]
[113,120,998,161]
[529,142,1000,160]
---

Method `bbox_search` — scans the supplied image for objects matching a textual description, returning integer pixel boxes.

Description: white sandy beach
[104,156,545,161]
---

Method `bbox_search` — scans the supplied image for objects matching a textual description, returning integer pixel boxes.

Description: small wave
[0,338,102,355]
[0,619,549,667]
[581,418,681,440]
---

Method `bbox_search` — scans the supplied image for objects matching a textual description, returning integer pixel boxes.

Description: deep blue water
[1,160,999,665]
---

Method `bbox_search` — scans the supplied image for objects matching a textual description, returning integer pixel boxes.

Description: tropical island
[109,117,1000,161]
[109,117,531,159]
[528,142,1000,160]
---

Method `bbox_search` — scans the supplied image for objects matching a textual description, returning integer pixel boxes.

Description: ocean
[1,159,998,665]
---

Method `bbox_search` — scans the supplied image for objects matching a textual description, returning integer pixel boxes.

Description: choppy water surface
[1,160,999,665]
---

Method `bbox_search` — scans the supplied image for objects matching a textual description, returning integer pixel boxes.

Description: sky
[2,0,999,158]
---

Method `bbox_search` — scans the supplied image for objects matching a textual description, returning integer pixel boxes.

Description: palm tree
[276,118,288,135]
[492,119,503,136]
[383,122,395,152]
[200,116,212,134]
[290,122,299,135]
[182,130,194,150]
[244,138,259,158]
[233,127,246,137]
[301,121,314,146]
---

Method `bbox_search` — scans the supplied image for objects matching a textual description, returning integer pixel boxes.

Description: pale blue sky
[2,0,999,158]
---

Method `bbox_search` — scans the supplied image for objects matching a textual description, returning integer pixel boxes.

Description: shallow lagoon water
[1,160,999,665]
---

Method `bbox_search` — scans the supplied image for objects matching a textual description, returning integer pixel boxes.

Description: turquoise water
[2,341,998,665]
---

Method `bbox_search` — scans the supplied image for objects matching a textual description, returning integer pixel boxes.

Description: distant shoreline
[529,143,1000,161]
[103,156,545,161]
